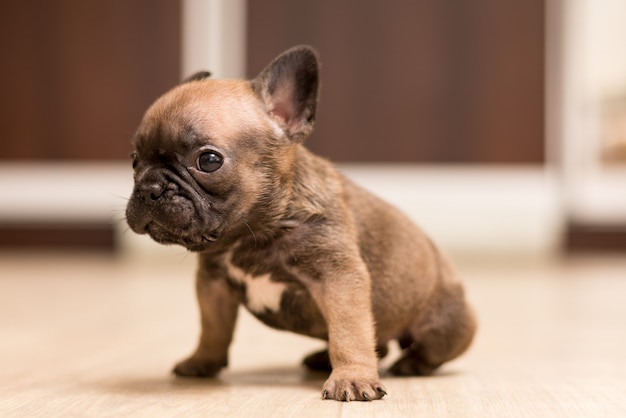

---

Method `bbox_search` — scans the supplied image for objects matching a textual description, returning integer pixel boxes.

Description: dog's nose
[139,183,164,204]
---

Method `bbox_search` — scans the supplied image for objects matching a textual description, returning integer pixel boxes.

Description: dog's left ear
[251,46,319,140]
[182,71,212,84]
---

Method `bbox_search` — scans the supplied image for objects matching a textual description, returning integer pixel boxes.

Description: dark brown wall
[0,1,549,250]
[0,0,180,160]
[248,1,545,163]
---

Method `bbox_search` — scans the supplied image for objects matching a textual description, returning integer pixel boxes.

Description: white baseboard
[339,164,563,258]
[0,162,131,223]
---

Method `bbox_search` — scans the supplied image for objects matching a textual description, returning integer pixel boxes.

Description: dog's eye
[197,151,223,173]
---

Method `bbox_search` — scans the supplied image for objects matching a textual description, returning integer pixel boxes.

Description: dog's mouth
[126,180,223,251]
[145,222,220,251]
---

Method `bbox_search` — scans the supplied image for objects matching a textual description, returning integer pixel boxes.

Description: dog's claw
[321,372,386,401]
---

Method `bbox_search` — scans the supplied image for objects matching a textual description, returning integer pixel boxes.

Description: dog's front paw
[172,355,226,378]
[321,369,387,401]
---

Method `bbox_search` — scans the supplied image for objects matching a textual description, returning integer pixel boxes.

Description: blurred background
[0,0,624,259]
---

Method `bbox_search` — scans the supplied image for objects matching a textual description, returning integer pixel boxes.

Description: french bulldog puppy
[126,46,476,402]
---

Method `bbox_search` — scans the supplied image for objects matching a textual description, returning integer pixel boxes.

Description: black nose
[139,183,164,205]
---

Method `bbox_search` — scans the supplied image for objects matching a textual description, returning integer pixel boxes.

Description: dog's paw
[172,356,226,378]
[321,369,387,401]
[388,343,440,376]
[389,355,437,376]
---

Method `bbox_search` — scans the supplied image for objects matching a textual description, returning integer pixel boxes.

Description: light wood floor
[1,252,625,417]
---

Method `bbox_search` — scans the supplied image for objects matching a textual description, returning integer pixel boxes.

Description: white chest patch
[225,257,287,314]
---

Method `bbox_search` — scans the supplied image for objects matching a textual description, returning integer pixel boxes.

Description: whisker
[111,193,130,202]
[244,222,258,246]
[177,250,191,263]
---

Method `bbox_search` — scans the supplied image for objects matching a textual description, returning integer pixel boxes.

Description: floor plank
[1,252,625,417]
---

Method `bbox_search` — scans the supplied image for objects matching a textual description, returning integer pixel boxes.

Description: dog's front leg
[173,264,240,377]
[307,259,387,401]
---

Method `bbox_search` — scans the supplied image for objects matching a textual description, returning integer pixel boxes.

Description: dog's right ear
[251,46,319,141]
[182,71,212,84]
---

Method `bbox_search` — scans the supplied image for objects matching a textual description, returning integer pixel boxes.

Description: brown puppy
[126,46,476,402]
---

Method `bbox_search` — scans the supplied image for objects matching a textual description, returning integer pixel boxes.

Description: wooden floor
[1,251,625,417]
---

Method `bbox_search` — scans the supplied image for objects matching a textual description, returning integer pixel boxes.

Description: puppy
[126,46,476,402]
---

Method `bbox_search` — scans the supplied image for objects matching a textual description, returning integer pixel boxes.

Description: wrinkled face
[125,79,290,252]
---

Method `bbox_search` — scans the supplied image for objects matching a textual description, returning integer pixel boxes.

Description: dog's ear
[251,46,319,141]
[182,71,212,84]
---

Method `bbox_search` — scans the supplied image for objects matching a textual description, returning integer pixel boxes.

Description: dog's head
[125,46,319,251]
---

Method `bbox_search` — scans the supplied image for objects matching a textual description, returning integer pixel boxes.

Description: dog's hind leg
[389,284,476,376]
